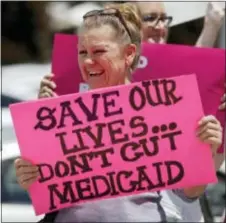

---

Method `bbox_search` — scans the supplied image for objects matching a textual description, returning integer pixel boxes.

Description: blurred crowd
[1,1,226,223]
[2,1,225,65]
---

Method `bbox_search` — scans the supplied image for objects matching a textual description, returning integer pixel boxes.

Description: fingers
[38,73,57,99]
[42,73,54,81]
[208,2,225,16]
[219,102,226,111]
[219,93,226,110]
[40,75,56,89]
[221,93,226,102]
[198,115,220,126]
[198,128,221,143]
[197,115,222,138]
[197,121,222,136]
[197,115,223,155]
[14,158,33,169]
[206,2,225,26]
[39,86,56,98]
[16,165,39,176]
[18,172,39,183]
[14,158,39,190]
[18,175,39,190]
[201,136,222,145]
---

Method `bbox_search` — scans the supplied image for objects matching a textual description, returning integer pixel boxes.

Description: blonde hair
[82,3,142,71]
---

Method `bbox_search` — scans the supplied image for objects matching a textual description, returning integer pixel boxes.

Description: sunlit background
[1,1,225,222]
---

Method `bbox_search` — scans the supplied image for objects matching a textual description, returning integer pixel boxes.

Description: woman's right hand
[14,158,40,190]
[205,2,225,27]
[38,73,57,98]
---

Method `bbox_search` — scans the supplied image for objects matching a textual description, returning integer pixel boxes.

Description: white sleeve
[180,199,203,222]
[160,190,203,222]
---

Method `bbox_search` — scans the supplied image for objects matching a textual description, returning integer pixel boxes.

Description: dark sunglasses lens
[143,15,157,22]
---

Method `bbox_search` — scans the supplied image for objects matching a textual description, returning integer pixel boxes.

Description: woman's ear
[124,44,137,67]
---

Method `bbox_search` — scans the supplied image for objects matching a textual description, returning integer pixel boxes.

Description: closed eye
[79,50,87,55]
[94,49,106,54]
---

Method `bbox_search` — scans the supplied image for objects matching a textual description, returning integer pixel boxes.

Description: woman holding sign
[14,3,223,222]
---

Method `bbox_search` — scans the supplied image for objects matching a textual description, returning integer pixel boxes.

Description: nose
[84,56,96,66]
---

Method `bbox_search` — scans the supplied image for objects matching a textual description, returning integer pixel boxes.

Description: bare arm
[196,2,225,48]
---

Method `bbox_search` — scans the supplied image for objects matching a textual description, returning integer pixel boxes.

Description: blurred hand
[197,115,222,156]
[38,73,57,98]
[219,83,226,111]
[205,2,225,27]
[14,158,39,190]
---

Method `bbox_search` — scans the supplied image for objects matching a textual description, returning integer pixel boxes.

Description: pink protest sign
[51,33,225,153]
[133,42,225,153]
[10,74,217,215]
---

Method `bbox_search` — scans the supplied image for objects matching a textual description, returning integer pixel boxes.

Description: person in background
[135,1,170,44]
[14,3,222,223]
[135,1,225,48]
[107,1,226,112]
[111,1,226,221]
[135,0,226,163]
[136,2,226,222]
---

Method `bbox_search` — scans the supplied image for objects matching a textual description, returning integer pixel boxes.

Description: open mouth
[89,71,104,77]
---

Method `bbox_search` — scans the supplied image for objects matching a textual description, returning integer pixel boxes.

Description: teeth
[89,71,103,77]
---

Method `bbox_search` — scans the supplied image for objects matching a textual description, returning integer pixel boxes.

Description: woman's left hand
[197,115,222,156]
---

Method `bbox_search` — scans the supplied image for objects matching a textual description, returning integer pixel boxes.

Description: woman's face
[137,2,169,44]
[78,25,135,89]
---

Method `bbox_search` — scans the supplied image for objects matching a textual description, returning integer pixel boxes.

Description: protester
[14,3,223,222]
[134,2,226,221]
[106,1,226,111]
[135,1,171,44]
[135,0,226,150]
[105,1,171,44]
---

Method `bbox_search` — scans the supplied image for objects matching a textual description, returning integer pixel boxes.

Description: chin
[89,83,107,90]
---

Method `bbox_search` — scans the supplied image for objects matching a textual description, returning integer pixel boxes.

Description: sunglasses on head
[83,8,132,41]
